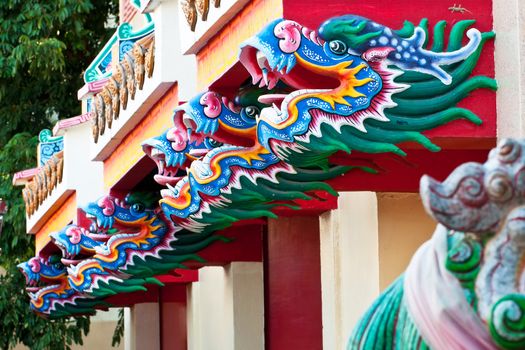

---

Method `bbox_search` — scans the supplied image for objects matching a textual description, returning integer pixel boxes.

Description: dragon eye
[131,203,145,214]
[329,40,347,55]
[206,138,223,148]
[244,106,260,119]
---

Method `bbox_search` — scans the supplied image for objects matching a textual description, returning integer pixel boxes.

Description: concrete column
[124,307,132,350]
[63,122,104,205]
[493,0,525,138]
[319,192,380,350]
[187,263,264,350]
[127,303,160,350]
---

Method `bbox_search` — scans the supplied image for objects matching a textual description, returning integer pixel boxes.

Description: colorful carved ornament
[22,151,64,217]
[20,15,496,318]
[92,35,155,143]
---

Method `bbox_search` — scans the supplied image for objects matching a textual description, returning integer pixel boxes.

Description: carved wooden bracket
[91,35,155,143]
[22,151,64,217]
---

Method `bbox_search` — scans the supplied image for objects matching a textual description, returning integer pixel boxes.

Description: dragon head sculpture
[50,225,102,263]
[240,16,495,165]
[61,192,174,295]
[17,251,89,318]
[146,16,494,234]
[142,84,290,188]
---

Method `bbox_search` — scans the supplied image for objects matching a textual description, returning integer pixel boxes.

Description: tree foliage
[0,1,118,349]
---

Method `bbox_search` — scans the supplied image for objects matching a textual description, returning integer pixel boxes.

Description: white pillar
[319,192,380,350]
[127,303,160,350]
[63,123,104,206]
[493,0,525,138]
[124,307,132,350]
[152,0,197,101]
[187,263,264,350]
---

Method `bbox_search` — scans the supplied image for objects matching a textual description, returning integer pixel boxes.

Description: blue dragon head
[239,16,489,162]
[50,225,101,261]
[144,84,291,225]
[18,254,67,291]
[240,18,390,153]
[142,88,269,188]
[17,251,78,317]
[82,192,159,234]
[64,192,174,295]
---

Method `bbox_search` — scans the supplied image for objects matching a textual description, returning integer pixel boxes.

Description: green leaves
[0,0,118,348]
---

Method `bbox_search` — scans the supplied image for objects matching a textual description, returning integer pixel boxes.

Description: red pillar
[159,285,187,350]
[265,216,323,350]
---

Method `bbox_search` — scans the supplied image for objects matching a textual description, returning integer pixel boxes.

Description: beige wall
[377,192,435,290]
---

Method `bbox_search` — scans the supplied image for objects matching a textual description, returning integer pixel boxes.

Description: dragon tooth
[256,50,267,69]
[262,68,269,86]
[158,160,165,175]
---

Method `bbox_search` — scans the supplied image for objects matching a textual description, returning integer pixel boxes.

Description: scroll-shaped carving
[132,44,145,90]
[21,151,65,217]
[181,0,197,31]
[115,62,128,110]
[100,87,113,129]
[95,94,105,136]
[90,35,155,143]
[107,77,120,121]
[145,39,154,78]
[196,0,210,21]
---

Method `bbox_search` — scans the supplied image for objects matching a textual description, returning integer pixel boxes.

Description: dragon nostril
[29,258,41,273]
[66,227,82,245]
[97,196,115,216]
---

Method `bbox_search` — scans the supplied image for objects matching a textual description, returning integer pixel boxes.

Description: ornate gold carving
[181,0,198,31]
[115,62,128,110]
[132,43,146,90]
[95,94,105,136]
[90,34,155,142]
[107,77,120,121]
[100,87,113,129]
[124,53,136,101]
[22,151,65,217]
[55,152,64,184]
[92,103,100,143]
[145,39,155,78]
[196,0,210,21]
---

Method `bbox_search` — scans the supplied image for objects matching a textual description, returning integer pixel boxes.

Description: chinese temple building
[13,0,525,349]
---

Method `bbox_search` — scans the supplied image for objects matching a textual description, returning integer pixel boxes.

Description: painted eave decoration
[15,14,508,350]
